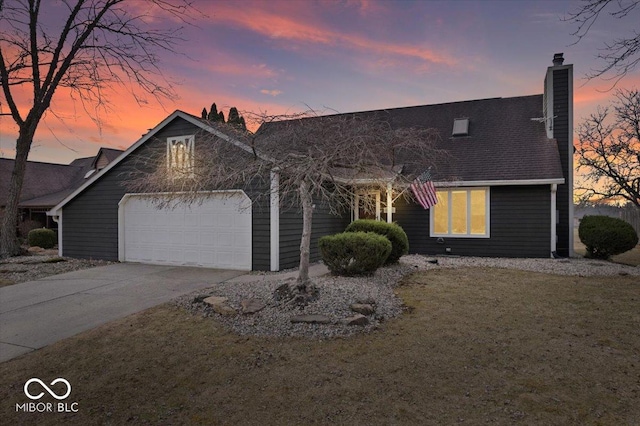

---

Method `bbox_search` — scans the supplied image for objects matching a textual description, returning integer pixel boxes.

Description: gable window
[167,136,195,175]
[431,188,489,238]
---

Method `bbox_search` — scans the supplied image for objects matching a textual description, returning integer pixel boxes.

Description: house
[0,147,123,232]
[48,54,573,270]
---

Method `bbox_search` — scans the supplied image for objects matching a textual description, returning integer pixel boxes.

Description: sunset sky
[1,0,639,165]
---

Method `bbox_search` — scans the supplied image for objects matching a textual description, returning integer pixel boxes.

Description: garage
[118,191,252,270]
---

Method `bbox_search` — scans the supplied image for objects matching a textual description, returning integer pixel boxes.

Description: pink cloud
[260,89,283,97]
[204,2,456,67]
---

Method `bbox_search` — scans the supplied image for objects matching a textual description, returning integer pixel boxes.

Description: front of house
[48,54,574,271]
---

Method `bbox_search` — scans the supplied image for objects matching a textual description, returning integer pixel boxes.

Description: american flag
[410,169,438,209]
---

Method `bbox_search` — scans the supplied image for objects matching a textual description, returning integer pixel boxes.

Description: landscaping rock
[204,296,236,316]
[212,304,237,316]
[241,299,266,314]
[203,296,229,306]
[350,303,375,316]
[342,314,369,326]
[290,314,331,324]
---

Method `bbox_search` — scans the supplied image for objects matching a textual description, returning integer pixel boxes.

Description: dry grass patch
[1,268,638,425]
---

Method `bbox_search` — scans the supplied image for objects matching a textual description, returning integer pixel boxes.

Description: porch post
[354,193,360,220]
[386,183,393,223]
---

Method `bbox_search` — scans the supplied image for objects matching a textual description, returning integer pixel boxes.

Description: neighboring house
[48,54,573,271]
[0,147,123,232]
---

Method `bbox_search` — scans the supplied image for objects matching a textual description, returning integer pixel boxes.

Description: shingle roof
[259,95,564,183]
[0,159,83,207]
[0,147,124,209]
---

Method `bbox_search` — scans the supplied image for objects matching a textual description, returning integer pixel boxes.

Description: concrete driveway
[0,263,246,363]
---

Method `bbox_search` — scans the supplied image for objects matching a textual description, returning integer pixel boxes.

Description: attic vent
[452,118,469,136]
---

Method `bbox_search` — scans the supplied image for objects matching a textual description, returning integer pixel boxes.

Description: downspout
[551,184,557,257]
[270,169,280,271]
[51,211,62,257]
[386,182,393,223]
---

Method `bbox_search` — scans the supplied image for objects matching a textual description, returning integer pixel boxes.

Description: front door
[355,191,380,220]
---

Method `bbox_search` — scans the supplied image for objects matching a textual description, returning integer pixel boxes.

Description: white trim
[354,190,381,221]
[433,178,564,187]
[167,134,195,175]
[47,110,261,217]
[52,212,62,256]
[386,183,393,223]
[270,170,280,271]
[117,190,251,265]
[430,187,491,239]
[353,193,359,220]
[551,184,557,256]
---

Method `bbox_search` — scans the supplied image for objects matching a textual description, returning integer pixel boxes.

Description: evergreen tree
[218,111,225,122]
[207,103,219,121]
[227,107,247,130]
[201,108,207,119]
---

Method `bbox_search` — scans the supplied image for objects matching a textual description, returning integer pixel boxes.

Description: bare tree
[126,109,444,290]
[565,0,640,83]
[576,88,640,208]
[0,0,194,257]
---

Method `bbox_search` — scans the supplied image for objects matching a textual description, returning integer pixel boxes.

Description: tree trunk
[298,179,313,285]
[0,127,34,258]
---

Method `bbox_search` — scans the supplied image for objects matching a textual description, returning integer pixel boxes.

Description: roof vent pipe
[553,53,564,66]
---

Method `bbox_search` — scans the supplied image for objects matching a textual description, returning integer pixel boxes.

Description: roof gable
[48,110,257,215]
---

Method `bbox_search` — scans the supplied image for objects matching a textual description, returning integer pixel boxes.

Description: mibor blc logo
[16,377,79,413]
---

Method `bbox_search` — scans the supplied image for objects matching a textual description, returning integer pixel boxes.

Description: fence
[621,206,640,235]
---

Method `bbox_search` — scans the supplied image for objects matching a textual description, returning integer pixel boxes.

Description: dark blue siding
[279,201,350,270]
[553,68,571,257]
[61,117,271,270]
[394,185,552,258]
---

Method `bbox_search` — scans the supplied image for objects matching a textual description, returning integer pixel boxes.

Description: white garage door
[119,192,252,270]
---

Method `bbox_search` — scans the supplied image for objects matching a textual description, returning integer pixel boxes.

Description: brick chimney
[544,53,574,257]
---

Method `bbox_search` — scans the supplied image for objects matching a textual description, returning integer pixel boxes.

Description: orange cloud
[205,3,455,67]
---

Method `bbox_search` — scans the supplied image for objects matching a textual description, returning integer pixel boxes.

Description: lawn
[1,267,638,425]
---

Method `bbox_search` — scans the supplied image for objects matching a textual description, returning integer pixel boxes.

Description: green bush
[27,228,56,249]
[319,231,392,276]
[345,219,409,264]
[578,215,638,259]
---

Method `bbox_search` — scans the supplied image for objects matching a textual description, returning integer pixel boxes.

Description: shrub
[319,231,392,276]
[345,219,409,264]
[19,219,43,238]
[27,228,56,249]
[578,215,638,259]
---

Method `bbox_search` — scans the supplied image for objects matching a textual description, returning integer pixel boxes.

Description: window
[452,118,469,136]
[167,136,195,176]
[431,188,489,238]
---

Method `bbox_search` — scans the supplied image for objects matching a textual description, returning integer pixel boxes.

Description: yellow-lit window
[431,188,489,238]
[451,190,467,234]
[470,189,486,235]
[167,136,195,176]
[433,191,448,234]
